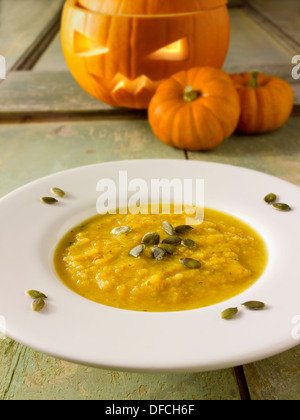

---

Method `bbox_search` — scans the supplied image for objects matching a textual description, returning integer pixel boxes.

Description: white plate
[0,159,300,373]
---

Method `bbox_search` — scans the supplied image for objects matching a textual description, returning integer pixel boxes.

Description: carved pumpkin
[61,0,230,109]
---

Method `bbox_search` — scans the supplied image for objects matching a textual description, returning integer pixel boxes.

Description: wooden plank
[0,120,182,196]
[0,71,120,117]
[246,0,300,53]
[2,341,240,400]
[243,346,300,400]
[0,120,241,400]
[33,33,68,72]
[223,9,293,75]
[0,71,299,120]
[187,118,300,186]
[0,0,64,72]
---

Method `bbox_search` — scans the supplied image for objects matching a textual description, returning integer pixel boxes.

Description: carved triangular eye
[148,38,188,61]
[74,31,109,56]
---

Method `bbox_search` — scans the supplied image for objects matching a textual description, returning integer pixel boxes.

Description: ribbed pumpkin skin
[148,67,241,151]
[61,0,230,109]
[230,72,294,134]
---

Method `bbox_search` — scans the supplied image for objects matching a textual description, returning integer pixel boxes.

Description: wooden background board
[0,0,64,71]
[0,0,299,400]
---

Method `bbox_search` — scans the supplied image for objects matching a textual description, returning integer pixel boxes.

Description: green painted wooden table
[0,0,299,400]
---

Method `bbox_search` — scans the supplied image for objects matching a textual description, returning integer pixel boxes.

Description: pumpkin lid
[74,0,228,15]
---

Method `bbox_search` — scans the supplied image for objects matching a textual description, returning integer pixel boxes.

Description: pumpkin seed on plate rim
[31,298,46,312]
[40,197,58,205]
[221,307,238,320]
[241,301,265,310]
[264,193,277,204]
[272,203,291,212]
[51,187,66,198]
[25,290,47,300]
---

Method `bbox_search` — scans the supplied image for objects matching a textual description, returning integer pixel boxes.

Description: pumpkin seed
[152,247,167,261]
[221,307,238,320]
[25,290,47,300]
[142,232,160,246]
[241,301,265,310]
[40,197,58,205]
[180,258,201,269]
[158,243,176,255]
[111,226,132,235]
[161,236,181,246]
[181,239,195,248]
[272,203,291,212]
[175,225,194,234]
[31,298,45,312]
[162,221,175,236]
[264,193,277,204]
[129,244,146,258]
[51,187,66,198]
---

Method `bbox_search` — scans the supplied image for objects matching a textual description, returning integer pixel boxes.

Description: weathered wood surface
[243,346,300,400]
[0,339,240,400]
[0,0,64,72]
[187,118,300,186]
[0,71,299,119]
[223,9,294,76]
[247,0,300,51]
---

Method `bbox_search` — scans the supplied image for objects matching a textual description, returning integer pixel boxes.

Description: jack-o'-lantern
[61,0,230,109]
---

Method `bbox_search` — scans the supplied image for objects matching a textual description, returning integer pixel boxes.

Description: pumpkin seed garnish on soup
[142,232,160,246]
[129,244,146,258]
[152,247,167,261]
[180,258,201,269]
[111,226,132,235]
[158,243,176,255]
[162,221,175,236]
[181,239,195,248]
[174,225,194,234]
[161,236,182,246]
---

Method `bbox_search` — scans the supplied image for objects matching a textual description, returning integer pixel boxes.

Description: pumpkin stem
[183,86,201,102]
[248,71,260,88]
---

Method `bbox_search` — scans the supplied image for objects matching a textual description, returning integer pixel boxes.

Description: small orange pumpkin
[230,71,294,134]
[148,67,241,151]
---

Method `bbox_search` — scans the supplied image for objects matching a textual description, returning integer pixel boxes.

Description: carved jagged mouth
[91,73,161,95]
